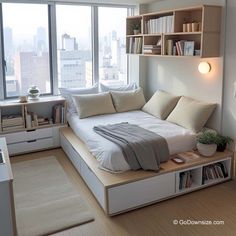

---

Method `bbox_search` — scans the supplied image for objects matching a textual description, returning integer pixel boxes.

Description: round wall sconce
[198,62,211,74]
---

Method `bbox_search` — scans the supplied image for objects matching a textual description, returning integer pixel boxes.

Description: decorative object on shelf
[19,95,28,103]
[215,134,233,152]
[198,62,211,74]
[28,85,40,100]
[187,23,192,32]
[195,49,200,56]
[192,22,199,32]
[132,23,141,35]
[183,22,201,32]
[196,131,217,157]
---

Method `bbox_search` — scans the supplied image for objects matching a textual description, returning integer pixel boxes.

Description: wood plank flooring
[11,149,236,236]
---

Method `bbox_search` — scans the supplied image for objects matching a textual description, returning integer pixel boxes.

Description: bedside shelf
[176,156,232,194]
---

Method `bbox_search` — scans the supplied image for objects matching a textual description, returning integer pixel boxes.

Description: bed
[67,110,196,172]
[60,88,222,215]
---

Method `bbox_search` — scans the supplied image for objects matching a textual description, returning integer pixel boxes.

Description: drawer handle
[27,129,36,132]
[27,140,37,143]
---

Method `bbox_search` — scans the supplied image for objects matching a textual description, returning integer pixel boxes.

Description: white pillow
[59,84,98,113]
[142,90,180,119]
[100,82,137,92]
[111,88,146,112]
[166,96,216,132]
[72,92,116,119]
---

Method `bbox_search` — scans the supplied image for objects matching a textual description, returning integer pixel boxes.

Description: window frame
[0,2,54,99]
[0,1,134,100]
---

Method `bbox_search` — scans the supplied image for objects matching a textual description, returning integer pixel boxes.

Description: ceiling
[53,0,163,6]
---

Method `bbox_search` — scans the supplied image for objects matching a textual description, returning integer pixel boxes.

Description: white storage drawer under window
[7,137,54,155]
[3,128,53,144]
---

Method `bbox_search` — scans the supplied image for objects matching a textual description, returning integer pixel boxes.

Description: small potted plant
[196,131,217,157]
[215,134,233,152]
[28,85,40,100]
[132,23,141,35]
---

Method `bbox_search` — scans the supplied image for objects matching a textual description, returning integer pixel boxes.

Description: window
[98,7,128,86]
[2,3,51,98]
[56,5,92,89]
[0,3,132,99]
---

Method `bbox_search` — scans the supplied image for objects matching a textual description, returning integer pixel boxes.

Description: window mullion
[49,3,58,95]
[92,6,99,85]
[0,4,5,100]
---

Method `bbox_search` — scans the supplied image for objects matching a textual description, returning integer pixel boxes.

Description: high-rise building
[3,27,13,58]
[58,50,90,88]
[34,27,47,52]
[58,34,91,88]
[14,52,50,94]
[61,34,78,51]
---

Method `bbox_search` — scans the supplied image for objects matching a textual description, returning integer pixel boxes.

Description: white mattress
[67,110,196,172]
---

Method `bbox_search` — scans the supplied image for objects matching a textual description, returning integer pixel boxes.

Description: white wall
[222,0,236,142]
[141,0,225,131]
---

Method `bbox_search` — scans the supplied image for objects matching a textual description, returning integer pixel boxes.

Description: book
[2,125,24,131]
[26,114,32,129]
[177,152,200,163]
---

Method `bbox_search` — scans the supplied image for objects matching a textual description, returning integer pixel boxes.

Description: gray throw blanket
[93,123,170,171]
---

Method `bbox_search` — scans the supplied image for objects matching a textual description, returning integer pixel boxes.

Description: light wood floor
[11,149,236,236]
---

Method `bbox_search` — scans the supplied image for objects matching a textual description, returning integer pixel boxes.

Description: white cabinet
[0,96,67,155]
[0,138,16,236]
[2,126,64,155]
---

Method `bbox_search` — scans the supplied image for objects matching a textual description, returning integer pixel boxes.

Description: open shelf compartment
[176,166,202,193]
[202,158,231,186]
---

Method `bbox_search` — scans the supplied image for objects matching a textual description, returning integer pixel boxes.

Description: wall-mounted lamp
[198,62,211,74]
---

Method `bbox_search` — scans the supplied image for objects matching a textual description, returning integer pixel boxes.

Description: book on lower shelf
[179,171,193,190]
[1,115,24,131]
[52,104,65,124]
[202,162,228,184]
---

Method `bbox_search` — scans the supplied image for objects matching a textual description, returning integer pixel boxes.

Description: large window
[2,3,51,97]
[56,5,92,89]
[98,7,128,86]
[0,3,131,99]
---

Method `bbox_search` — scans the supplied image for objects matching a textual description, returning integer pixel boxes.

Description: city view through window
[2,3,51,97]
[1,3,129,98]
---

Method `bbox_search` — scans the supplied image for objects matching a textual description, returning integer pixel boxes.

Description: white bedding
[67,110,196,172]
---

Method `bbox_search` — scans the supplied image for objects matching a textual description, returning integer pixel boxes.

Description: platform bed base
[60,127,233,216]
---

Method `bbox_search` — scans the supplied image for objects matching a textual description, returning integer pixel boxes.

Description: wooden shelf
[164,32,202,36]
[0,96,67,134]
[126,5,222,58]
[126,34,143,37]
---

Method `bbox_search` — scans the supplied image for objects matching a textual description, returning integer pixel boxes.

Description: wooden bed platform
[60,127,234,216]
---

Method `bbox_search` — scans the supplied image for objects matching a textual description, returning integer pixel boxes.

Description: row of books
[202,162,228,184]
[128,37,142,54]
[52,104,66,124]
[144,15,174,34]
[179,171,193,190]
[1,115,24,132]
[0,103,66,131]
[166,40,195,56]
